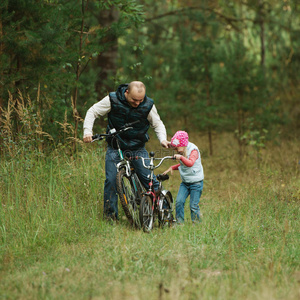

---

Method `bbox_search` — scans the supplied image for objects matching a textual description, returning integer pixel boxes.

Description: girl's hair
[181,148,188,158]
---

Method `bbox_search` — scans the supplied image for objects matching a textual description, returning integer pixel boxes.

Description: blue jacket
[107,84,154,150]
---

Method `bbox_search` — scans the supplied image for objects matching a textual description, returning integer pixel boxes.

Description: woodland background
[0,0,299,157]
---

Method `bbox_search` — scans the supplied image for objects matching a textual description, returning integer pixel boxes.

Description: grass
[0,133,299,299]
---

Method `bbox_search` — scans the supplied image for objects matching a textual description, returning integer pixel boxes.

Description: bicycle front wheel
[116,168,140,227]
[139,195,154,232]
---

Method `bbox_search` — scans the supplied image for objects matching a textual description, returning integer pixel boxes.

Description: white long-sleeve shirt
[83,96,167,143]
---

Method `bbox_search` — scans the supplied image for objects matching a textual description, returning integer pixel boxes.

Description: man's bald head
[125,81,146,108]
[127,81,146,93]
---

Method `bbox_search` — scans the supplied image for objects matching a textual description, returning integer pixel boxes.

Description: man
[83,81,169,220]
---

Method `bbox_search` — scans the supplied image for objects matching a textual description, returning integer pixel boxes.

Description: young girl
[163,131,204,224]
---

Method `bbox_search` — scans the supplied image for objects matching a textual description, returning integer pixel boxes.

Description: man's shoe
[103,215,118,225]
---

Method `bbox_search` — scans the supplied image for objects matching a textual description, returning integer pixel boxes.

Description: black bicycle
[92,121,145,226]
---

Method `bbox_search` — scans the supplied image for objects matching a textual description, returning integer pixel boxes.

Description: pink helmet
[171,131,189,147]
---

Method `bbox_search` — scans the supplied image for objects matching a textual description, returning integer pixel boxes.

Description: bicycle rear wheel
[116,168,140,227]
[139,195,153,232]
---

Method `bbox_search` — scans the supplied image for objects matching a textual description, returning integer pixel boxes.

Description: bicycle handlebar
[133,155,175,170]
[91,120,140,142]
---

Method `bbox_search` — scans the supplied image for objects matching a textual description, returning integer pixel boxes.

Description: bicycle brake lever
[91,137,103,142]
[122,126,133,132]
[124,120,140,128]
[91,135,104,142]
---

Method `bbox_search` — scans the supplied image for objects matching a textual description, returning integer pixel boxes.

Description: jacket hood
[116,84,129,103]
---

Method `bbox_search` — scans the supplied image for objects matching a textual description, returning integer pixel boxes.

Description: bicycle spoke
[158,192,173,228]
[139,195,153,232]
[116,169,141,228]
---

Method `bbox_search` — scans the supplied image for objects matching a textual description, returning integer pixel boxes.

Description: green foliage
[0,0,299,157]
[0,0,146,143]
[115,0,299,142]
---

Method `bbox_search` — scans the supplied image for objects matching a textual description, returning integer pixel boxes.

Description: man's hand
[83,135,93,143]
[161,140,171,148]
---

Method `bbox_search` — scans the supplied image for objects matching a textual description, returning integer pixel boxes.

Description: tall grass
[0,93,299,299]
[0,134,299,299]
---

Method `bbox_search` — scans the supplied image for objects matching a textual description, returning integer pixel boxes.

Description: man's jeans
[104,146,159,219]
[175,181,203,223]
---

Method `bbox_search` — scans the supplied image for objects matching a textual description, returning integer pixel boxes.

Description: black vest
[107,84,154,150]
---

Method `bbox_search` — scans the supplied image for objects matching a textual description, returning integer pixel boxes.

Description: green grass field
[0,133,299,299]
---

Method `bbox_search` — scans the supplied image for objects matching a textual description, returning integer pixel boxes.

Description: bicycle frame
[138,153,174,191]
[136,152,175,230]
[116,143,131,176]
[92,121,145,225]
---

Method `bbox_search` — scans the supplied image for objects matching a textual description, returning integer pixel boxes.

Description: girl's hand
[163,167,173,175]
[174,154,182,161]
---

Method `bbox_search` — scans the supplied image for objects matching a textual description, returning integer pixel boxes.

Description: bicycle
[92,121,145,227]
[135,151,175,232]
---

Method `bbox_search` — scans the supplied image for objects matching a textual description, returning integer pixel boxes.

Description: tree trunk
[92,7,119,128]
[95,8,119,96]
[0,16,2,155]
[72,0,86,153]
[237,91,245,158]
[205,62,213,156]
[258,0,265,68]
[0,14,3,112]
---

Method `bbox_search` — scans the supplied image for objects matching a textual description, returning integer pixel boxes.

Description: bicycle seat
[156,174,169,181]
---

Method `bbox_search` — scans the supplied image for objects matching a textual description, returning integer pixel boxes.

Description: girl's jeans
[176,181,203,223]
[104,146,159,220]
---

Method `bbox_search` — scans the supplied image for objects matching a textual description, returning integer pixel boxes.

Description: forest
[0,1,299,299]
[0,0,299,156]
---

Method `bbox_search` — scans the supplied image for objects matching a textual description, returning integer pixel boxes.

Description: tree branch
[145,5,255,24]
